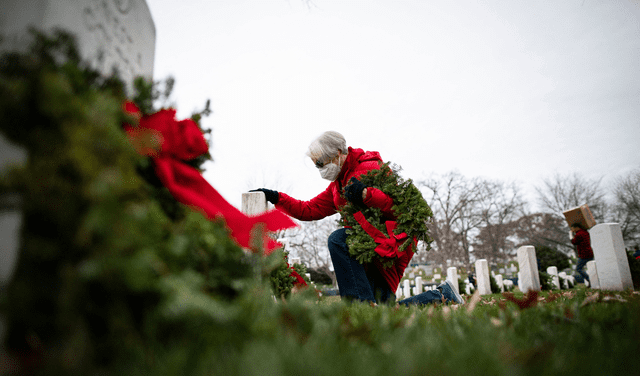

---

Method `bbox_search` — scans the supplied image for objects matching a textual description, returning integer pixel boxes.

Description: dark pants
[328,228,444,305]
[576,257,593,283]
[328,228,393,303]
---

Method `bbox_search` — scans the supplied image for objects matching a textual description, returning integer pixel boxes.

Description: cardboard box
[563,204,596,229]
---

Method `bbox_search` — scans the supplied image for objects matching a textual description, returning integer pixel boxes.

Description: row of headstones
[396,223,634,297]
[404,260,529,286]
[396,263,515,299]
[516,223,633,292]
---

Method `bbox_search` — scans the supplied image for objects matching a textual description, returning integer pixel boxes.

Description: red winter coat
[276,147,413,292]
[571,229,594,259]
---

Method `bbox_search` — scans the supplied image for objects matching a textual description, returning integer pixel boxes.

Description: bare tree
[418,172,484,270]
[512,212,573,253]
[612,169,640,246]
[472,180,526,265]
[285,214,339,285]
[535,172,608,222]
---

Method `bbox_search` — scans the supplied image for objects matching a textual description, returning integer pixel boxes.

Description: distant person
[633,245,640,260]
[468,272,476,289]
[570,223,594,284]
[252,131,463,306]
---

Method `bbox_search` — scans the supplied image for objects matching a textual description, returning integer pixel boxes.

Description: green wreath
[338,162,434,268]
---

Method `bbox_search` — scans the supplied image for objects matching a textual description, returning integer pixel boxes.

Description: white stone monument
[547,266,560,290]
[446,267,459,294]
[495,274,504,292]
[517,246,540,293]
[0,0,156,89]
[403,279,411,298]
[590,223,634,291]
[415,276,423,295]
[587,260,600,289]
[242,192,268,216]
[475,259,492,295]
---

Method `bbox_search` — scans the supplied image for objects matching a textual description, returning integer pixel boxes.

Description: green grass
[122,286,640,376]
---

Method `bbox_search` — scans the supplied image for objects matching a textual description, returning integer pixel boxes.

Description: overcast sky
[146,0,640,210]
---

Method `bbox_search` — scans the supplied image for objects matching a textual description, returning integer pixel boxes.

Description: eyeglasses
[314,154,338,169]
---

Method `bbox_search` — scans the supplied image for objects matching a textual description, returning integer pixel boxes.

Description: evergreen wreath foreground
[339,162,434,267]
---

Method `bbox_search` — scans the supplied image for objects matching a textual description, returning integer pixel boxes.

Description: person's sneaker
[437,280,464,304]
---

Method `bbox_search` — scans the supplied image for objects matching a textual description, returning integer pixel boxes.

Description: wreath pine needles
[338,162,434,268]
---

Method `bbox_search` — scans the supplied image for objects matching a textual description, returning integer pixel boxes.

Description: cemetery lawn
[182,286,639,376]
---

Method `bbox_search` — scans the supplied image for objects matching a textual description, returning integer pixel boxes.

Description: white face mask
[319,162,341,181]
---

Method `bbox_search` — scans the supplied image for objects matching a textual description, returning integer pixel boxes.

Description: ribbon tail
[154,158,296,253]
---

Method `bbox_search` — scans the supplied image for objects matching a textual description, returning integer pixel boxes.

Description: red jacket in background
[571,229,594,259]
[276,147,413,292]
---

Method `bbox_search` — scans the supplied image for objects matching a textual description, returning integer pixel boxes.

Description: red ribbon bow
[123,101,297,255]
[352,211,408,258]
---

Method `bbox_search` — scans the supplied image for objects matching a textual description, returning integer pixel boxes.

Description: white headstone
[495,274,504,292]
[242,192,268,215]
[0,0,156,90]
[547,266,560,290]
[475,259,491,295]
[403,279,411,298]
[590,223,634,291]
[415,276,423,294]
[433,273,441,280]
[464,281,472,295]
[396,287,403,300]
[446,267,459,294]
[558,272,569,289]
[517,246,540,293]
[587,260,600,289]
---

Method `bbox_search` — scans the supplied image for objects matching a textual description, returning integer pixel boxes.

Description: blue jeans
[328,228,444,305]
[576,257,593,283]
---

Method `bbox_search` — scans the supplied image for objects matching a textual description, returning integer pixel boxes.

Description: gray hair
[306,131,348,164]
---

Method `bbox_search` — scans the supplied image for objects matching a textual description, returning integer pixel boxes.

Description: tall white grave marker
[446,267,459,294]
[517,246,540,292]
[415,276,423,295]
[403,279,411,299]
[475,259,491,295]
[590,223,634,291]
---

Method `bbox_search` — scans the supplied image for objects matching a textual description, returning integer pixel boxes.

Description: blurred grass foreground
[1,31,639,376]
